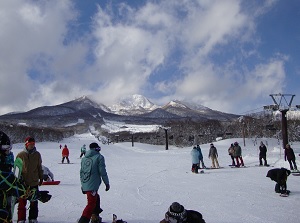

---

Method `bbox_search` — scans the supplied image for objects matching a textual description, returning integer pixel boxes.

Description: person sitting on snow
[266,168,291,195]
[42,165,54,182]
[160,202,206,223]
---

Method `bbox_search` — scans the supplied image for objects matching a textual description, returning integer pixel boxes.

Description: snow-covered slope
[11,133,300,223]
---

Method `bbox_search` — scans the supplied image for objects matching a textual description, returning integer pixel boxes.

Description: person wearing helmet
[80,144,86,158]
[0,131,51,223]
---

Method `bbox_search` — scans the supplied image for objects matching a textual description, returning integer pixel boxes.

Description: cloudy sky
[0,0,299,115]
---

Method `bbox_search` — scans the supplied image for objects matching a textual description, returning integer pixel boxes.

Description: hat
[0,131,11,151]
[164,202,187,223]
[210,143,214,146]
[90,142,101,151]
[25,137,35,147]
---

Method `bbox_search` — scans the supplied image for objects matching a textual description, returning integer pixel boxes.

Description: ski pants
[259,155,267,166]
[81,191,101,219]
[210,157,219,168]
[287,159,297,170]
[235,156,244,167]
[17,199,38,221]
[230,155,236,166]
[0,193,12,223]
[62,156,70,164]
[275,182,287,194]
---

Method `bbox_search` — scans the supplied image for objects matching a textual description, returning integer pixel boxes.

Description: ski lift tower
[264,93,295,150]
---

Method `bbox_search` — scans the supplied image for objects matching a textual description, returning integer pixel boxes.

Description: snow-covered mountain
[109,94,158,115]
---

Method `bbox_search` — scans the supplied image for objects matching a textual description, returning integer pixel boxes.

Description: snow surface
[11,133,300,223]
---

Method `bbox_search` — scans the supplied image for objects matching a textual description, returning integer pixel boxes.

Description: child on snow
[191,146,200,173]
[62,144,70,163]
[160,202,206,223]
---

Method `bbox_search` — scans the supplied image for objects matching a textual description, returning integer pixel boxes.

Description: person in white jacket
[42,165,54,181]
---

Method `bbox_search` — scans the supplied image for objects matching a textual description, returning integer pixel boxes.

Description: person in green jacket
[78,142,110,223]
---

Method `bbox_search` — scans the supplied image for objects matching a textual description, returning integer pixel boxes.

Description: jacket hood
[84,149,100,158]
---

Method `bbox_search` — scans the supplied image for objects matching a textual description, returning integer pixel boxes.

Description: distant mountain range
[0,94,239,129]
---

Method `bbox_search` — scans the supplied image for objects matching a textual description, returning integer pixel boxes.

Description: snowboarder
[228,144,236,166]
[266,168,291,196]
[233,142,244,167]
[0,131,51,223]
[196,145,206,169]
[78,142,110,223]
[191,146,200,173]
[284,144,297,171]
[160,202,206,223]
[62,144,70,163]
[259,141,268,166]
[80,144,86,158]
[208,143,219,168]
[16,136,44,223]
[42,165,54,182]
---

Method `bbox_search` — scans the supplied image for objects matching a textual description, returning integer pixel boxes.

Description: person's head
[89,142,101,152]
[25,136,35,150]
[286,144,290,149]
[210,143,214,147]
[0,131,12,155]
[163,202,187,223]
[260,141,264,145]
[234,142,238,146]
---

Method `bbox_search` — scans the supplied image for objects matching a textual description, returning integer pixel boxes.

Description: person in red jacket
[62,145,70,164]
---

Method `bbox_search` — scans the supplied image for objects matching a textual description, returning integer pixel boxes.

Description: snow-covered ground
[11,133,300,223]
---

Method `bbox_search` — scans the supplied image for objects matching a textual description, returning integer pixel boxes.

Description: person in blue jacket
[191,146,200,173]
[78,142,110,223]
[196,145,206,169]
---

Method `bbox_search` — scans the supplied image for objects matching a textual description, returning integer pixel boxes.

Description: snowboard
[255,164,271,167]
[205,167,224,169]
[291,172,300,176]
[58,162,74,164]
[279,190,290,197]
[42,180,61,185]
[11,157,23,217]
[231,165,247,168]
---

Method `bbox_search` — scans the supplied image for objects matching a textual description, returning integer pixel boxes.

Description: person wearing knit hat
[160,202,206,223]
[16,136,43,223]
[78,142,110,223]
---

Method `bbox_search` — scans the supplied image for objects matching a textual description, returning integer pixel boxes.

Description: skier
[0,131,51,223]
[284,144,297,171]
[233,142,244,167]
[228,144,235,166]
[208,143,219,168]
[259,141,268,166]
[42,165,54,182]
[191,146,200,173]
[62,144,70,163]
[16,137,44,223]
[266,168,291,196]
[196,145,206,169]
[80,144,86,158]
[160,202,206,223]
[78,142,110,223]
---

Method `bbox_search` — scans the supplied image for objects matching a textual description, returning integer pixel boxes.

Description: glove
[105,184,110,191]
[38,190,52,203]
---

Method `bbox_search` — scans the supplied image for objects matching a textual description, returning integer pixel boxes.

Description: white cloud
[0,0,289,115]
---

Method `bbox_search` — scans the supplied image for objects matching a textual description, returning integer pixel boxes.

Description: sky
[0,0,300,116]
[10,132,300,223]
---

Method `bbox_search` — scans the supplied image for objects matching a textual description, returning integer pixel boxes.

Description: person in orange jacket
[62,144,70,164]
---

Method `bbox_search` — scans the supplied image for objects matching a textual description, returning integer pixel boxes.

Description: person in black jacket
[284,144,297,171]
[259,141,268,166]
[266,168,291,195]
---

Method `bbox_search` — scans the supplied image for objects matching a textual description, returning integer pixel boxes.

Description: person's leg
[17,198,27,221]
[28,200,38,221]
[288,160,294,170]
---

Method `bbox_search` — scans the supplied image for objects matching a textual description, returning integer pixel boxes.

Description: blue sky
[0,0,299,115]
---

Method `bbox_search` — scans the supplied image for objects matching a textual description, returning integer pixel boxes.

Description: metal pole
[281,109,288,149]
[165,128,169,150]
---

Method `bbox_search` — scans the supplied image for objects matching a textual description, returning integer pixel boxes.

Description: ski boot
[91,214,102,223]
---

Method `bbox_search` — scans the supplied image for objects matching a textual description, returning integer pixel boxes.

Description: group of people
[0,132,51,223]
